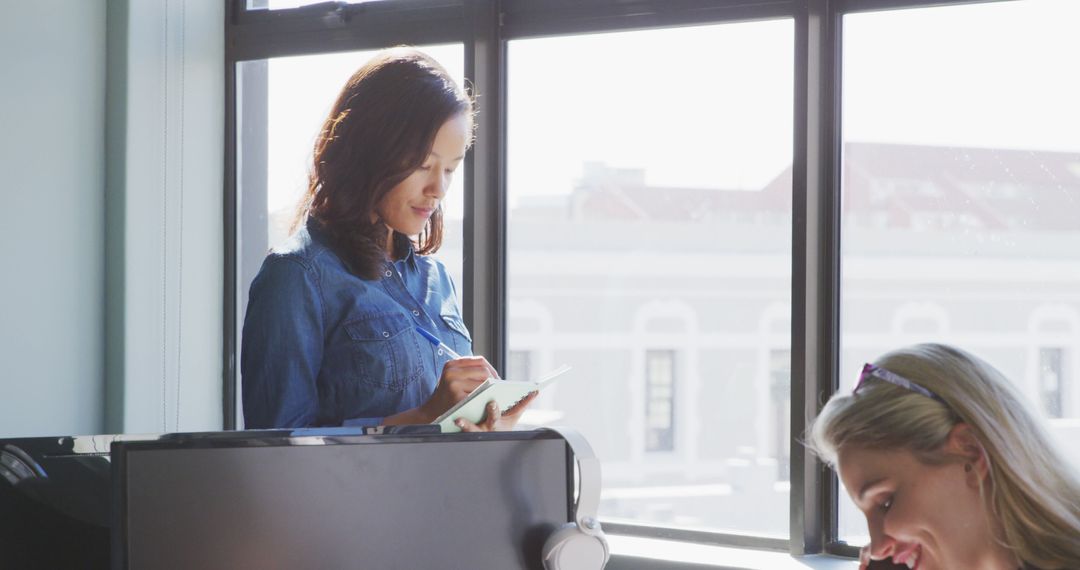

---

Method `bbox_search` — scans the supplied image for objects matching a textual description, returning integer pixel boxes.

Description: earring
[964,463,972,473]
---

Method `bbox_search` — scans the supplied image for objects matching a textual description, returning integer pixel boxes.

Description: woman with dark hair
[242,47,535,431]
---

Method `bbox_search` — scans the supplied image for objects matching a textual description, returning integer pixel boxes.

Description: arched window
[633,302,698,456]
[1028,305,1080,419]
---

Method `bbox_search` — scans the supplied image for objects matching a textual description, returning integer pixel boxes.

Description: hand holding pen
[414,326,536,431]
[414,326,502,422]
[415,326,500,379]
[415,326,463,359]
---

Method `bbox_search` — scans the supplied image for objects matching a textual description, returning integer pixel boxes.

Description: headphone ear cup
[542,522,610,570]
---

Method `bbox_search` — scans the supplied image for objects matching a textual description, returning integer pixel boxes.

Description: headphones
[541,427,610,570]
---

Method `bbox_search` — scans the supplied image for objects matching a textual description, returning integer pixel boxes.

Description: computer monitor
[112,430,572,570]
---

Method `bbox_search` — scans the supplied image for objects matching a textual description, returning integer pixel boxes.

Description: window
[505,19,793,538]
[645,350,676,453]
[251,0,387,10]
[1039,348,1065,419]
[1029,307,1078,424]
[507,349,533,385]
[768,349,790,483]
[838,0,1080,543]
[226,0,1079,558]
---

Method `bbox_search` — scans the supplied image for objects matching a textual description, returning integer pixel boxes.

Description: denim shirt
[241,221,472,429]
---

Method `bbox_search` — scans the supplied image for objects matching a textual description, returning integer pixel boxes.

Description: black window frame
[223,0,1012,557]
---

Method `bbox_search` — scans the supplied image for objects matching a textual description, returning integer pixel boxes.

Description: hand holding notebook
[434,364,572,433]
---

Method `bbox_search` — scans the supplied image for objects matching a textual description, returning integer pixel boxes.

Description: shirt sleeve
[241,256,325,429]
[341,416,384,428]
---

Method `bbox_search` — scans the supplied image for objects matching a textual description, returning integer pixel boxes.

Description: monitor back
[113,431,571,570]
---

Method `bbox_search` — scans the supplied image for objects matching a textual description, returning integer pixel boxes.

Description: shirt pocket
[440,313,472,356]
[344,311,423,392]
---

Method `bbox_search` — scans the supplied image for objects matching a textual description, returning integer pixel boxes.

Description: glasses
[854,363,947,405]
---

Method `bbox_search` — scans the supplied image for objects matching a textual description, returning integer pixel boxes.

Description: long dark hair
[294,47,473,280]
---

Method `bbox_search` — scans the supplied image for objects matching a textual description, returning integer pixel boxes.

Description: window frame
[223,0,1015,558]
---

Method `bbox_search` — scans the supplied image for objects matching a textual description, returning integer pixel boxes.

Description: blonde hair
[807,343,1080,568]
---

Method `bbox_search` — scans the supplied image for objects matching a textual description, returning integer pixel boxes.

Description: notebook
[434,365,572,433]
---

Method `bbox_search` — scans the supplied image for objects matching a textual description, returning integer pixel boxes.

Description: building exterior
[498,143,1080,536]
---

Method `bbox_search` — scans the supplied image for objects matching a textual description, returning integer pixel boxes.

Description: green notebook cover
[434,365,571,433]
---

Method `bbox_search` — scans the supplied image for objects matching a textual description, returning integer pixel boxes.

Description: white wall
[105,0,224,435]
[0,0,224,438]
[0,1,107,437]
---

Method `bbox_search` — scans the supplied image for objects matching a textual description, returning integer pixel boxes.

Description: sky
[843,0,1080,153]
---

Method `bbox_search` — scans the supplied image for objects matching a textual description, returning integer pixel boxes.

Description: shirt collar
[391,233,418,270]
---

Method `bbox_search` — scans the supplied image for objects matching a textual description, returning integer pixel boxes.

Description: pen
[415,326,463,359]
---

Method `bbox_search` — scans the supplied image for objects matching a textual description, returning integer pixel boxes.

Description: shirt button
[384,270,392,278]
[437,348,444,356]
[411,309,420,316]
[382,331,390,338]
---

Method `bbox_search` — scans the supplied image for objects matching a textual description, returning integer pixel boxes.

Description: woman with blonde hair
[808,343,1080,569]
